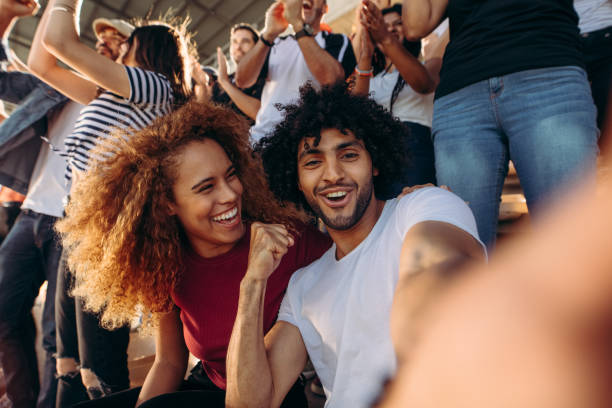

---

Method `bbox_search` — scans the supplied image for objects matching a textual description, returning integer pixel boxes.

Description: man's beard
[306,179,374,231]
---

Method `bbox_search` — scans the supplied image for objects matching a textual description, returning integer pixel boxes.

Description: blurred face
[117,37,139,67]
[383,11,404,43]
[230,29,256,65]
[169,139,246,258]
[95,27,126,61]
[302,0,327,26]
[297,128,378,231]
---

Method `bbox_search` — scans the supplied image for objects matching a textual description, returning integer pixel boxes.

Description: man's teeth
[213,207,238,222]
[326,191,347,199]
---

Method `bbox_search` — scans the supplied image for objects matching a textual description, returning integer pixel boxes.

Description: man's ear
[373,167,380,177]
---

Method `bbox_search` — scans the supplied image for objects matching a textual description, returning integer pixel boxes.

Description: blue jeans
[433,66,599,248]
[0,210,61,408]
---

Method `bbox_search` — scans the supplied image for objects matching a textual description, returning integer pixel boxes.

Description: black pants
[55,250,130,407]
[581,25,612,130]
[72,362,308,408]
[0,202,22,244]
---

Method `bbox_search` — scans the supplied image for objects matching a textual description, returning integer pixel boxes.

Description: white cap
[92,18,135,40]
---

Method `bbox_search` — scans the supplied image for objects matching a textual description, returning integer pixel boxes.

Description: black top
[212,60,268,123]
[436,0,584,99]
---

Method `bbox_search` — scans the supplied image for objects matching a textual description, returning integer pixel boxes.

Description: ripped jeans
[55,250,130,407]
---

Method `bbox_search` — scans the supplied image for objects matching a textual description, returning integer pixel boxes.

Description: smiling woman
[56,101,331,406]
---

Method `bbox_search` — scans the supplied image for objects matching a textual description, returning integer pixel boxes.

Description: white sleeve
[277,280,298,326]
[394,187,485,252]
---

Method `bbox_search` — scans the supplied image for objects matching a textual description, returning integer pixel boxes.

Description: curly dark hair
[56,100,304,329]
[256,82,411,213]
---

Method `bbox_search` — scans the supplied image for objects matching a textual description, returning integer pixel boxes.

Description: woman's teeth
[213,207,238,222]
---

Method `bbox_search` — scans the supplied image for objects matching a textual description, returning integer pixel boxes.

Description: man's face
[95,27,126,60]
[302,0,326,26]
[230,29,256,65]
[297,128,377,231]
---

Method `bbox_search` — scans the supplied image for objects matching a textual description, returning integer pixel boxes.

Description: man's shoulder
[396,186,464,210]
[393,187,483,248]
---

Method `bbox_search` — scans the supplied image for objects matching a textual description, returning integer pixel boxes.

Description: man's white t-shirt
[278,187,485,407]
[250,32,354,143]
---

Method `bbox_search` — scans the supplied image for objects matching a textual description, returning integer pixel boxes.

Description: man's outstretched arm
[391,221,485,361]
[226,222,308,408]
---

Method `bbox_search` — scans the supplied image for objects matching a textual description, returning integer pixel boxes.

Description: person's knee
[56,357,79,376]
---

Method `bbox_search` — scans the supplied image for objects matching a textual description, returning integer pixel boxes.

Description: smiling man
[235,0,356,143]
[225,84,486,408]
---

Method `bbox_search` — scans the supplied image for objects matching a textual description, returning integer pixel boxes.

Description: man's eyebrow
[336,141,362,151]
[298,147,322,161]
[298,141,363,161]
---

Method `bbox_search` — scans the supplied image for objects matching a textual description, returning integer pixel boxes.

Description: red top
[171,223,332,389]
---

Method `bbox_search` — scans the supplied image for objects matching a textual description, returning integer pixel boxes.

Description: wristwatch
[295,23,314,40]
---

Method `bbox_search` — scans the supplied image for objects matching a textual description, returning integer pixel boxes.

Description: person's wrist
[291,18,304,33]
[241,272,269,287]
[261,29,278,45]
[379,34,396,49]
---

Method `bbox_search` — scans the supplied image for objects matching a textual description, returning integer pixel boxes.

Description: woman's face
[383,11,404,43]
[169,139,246,258]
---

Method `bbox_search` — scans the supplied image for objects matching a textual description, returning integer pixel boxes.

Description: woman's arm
[30,0,133,102]
[27,0,98,104]
[137,309,189,406]
[363,0,436,94]
[351,25,375,97]
[217,48,261,120]
[402,0,448,40]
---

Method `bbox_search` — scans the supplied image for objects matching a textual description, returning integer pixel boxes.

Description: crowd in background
[0,0,609,407]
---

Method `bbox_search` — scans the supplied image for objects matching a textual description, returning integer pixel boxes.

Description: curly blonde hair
[56,101,304,329]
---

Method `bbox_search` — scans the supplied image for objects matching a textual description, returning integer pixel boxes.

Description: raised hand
[245,222,295,282]
[360,0,391,46]
[358,24,375,61]
[2,0,40,17]
[280,0,303,28]
[263,1,289,41]
[191,60,213,103]
[216,47,230,86]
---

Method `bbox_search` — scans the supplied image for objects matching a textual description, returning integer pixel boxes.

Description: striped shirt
[62,65,173,181]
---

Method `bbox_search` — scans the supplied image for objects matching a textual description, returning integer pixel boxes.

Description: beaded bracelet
[354,66,374,77]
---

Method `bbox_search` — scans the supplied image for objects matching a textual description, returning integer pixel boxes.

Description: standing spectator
[0,1,77,407]
[27,0,190,403]
[210,23,266,122]
[402,0,600,248]
[236,0,356,143]
[353,1,447,197]
[574,0,612,130]
[0,4,131,408]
